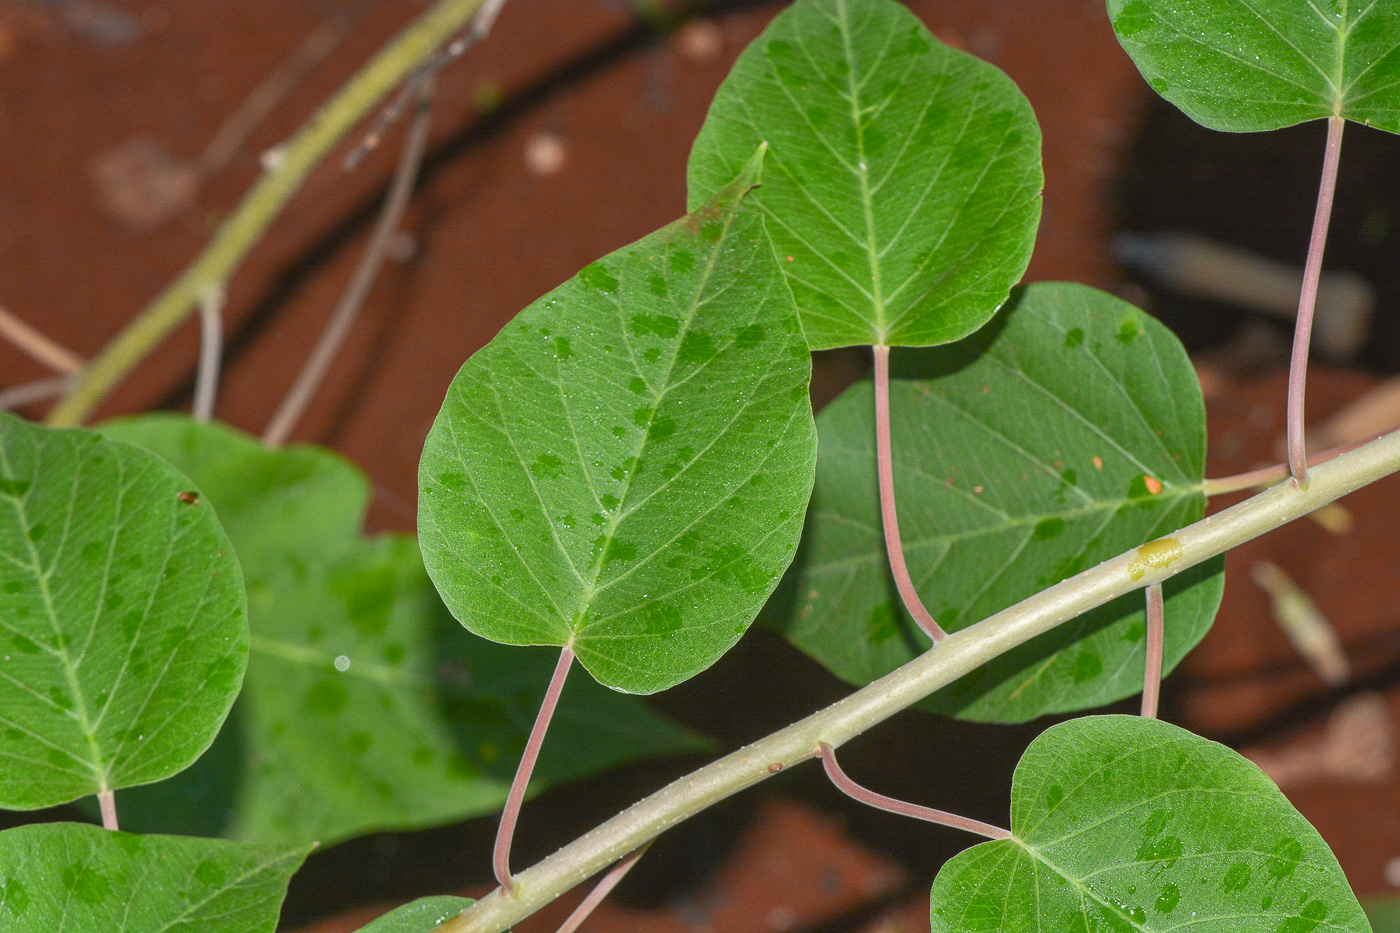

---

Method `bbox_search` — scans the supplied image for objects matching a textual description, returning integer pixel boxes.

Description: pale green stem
[436,425,1400,933]
[45,0,489,427]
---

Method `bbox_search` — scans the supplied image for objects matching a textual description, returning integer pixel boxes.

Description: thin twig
[192,290,225,423]
[819,742,1010,839]
[344,0,507,171]
[0,376,72,412]
[495,645,574,894]
[0,303,84,374]
[1141,584,1164,719]
[554,842,651,933]
[437,425,1400,933]
[98,791,118,831]
[46,0,491,428]
[873,345,945,642]
[1202,426,1391,496]
[1286,115,1346,486]
[197,11,357,177]
[262,80,435,447]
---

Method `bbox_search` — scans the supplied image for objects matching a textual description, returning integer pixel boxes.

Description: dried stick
[263,81,434,447]
[0,377,72,412]
[46,0,491,428]
[0,303,83,374]
[192,291,225,423]
[872,345,945,641]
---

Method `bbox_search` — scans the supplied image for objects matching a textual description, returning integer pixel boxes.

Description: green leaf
[0,821,307,932]
[98,416,705,847]
[0,413,246,810]
[1365,897,1400,932]
[929,715,1371,933]
[357,897,476,932]
[1108,0,1400,133]
[419,148,817,694]
[687,0,1042,349]
[766,283,1224,722]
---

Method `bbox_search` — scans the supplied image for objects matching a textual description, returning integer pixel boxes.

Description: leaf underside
[766,283,1224,723]
[0,822,307,933]
[688,0,1043,349]
[0,413,247,810]
[929,715,1371,932]
[357,896,477,933]
[1108,0,1400,133]
[419,149,817,695]
[99,416,704,848]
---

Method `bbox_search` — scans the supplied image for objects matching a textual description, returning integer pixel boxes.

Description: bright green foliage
[1108,0,1400,133]
[99,416,703,847]
[767,284,1223,722]
[0,413,246,809]
[419,149,817,695]
[929,715,1370,932]
[357,896,476,932]
[0,822,307,933]
[688,0,1042,349]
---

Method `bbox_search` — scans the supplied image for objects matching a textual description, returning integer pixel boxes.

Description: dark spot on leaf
[647,602,683,634]
[305,678,349,717]
[1033,517,1064,541]
[1222,861,1252,893]
[1121,620,1146,642]
[1277,900,1328,933]
[194,859,226,886]
[648,418,677,443]
[346,732,373,755]
[61,863,110,904]
[80,541,103,563]
[1071,651,1102,683]
[177,491,199,505]
[1045,784,1063,810]
[1154,883,1180,914]
[648,273,668,297]
[867,602,900,645]
[531,453,565,479]
[1266,838,1303,883]
[631,313,680,339]
[2,581,19,594]
[670,251,694,273]
[10,633,39,655]
[1064,327,1084,349]
[735,324,766,349]
[677,330,716,366]
[27,523,45,543]
[627,377,647,395]
[49,687,73,711]
[577,262,618,293]
[438,472,466,493]
[0,479,30,497]
[700,221,724,242]
[605,540,637,564]
[1135,834,1182,868]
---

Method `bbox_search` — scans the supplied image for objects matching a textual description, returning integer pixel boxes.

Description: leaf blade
[420,149,817,694]
[1109,0,1400,133]
[688,0,1043,348]
[930,715,1371,933]
[765,283,1224,722]
[0,413,247,809]
[0,822,307,933]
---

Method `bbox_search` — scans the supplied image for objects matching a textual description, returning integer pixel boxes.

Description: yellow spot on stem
[1129,537,1183,581]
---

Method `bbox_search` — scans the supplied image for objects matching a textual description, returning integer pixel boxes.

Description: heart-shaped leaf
[1109,0,1400,133]
[0,822,308,933]
[765,283,1224,722]
[0,413,246,810]
[419,148,817,694]
[929,715,1371,933]
[99,416,705,847]
[358,897,476,932]
[688,0,1042,349]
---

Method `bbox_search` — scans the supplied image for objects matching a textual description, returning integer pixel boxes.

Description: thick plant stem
[192,291,224,423]
[1286,115,1346,486]
[872,344,945,642]
[44,0,490,428]
[819,742,1009,839]
[263,80,435,447]
[97,791,118,831]
[1140,584,1164,720]
[496,645,574,894]
[554,843,650,933]
[437,425,1400,933]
